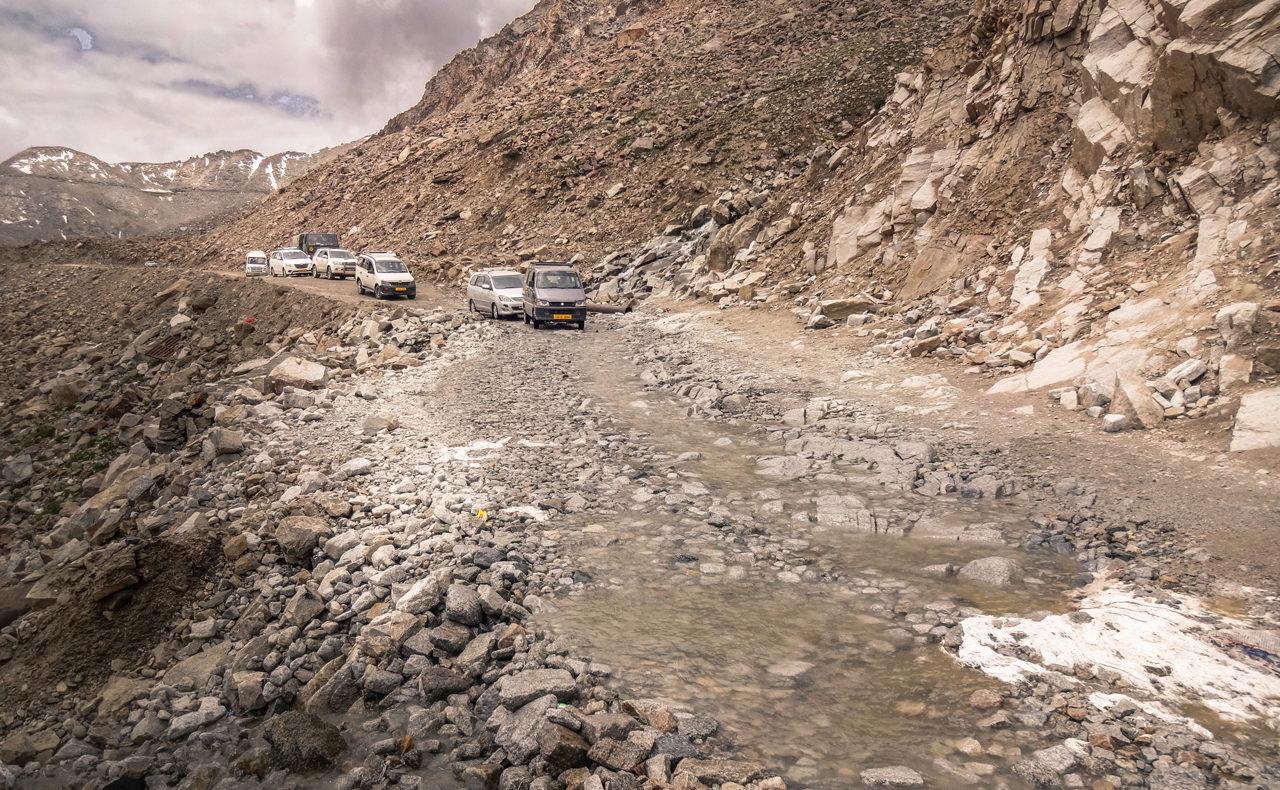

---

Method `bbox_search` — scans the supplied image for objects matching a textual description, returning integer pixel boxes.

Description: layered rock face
[797,0,1280,441]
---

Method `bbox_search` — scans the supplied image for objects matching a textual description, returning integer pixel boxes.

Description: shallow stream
[533,340,1085,787]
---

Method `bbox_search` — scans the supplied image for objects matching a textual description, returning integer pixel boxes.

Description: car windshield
[535,271,582,289]
[247,257,265,265]
[375,260,408,273]
[282,250,309,260]
[491,275,522,289]
[324,248,354,259]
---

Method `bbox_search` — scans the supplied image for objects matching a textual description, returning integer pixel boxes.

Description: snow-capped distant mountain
[0,144,350,245]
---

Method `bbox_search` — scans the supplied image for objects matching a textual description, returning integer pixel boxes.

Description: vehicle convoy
[467,269,523,318]
[355,252,416,300]
[244,250,268,276]
[311,248,358,279]
[268,248,312,277]
[294,232,339,256]
[523,262,587,330]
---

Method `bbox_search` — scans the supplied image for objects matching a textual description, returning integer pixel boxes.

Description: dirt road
[3,261,1279,789]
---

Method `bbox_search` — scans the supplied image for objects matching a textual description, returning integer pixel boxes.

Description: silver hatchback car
[467,270,524,318]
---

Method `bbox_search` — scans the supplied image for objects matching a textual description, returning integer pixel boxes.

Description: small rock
[859,766,924,787]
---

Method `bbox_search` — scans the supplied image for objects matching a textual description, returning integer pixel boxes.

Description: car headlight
[537,299,549,306]
[575,300,586,307]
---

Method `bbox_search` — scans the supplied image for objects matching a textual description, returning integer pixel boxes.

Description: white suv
[355,252,416,300]
[269,248,311,276]
[312,248,358,280]
[467,270,523,318]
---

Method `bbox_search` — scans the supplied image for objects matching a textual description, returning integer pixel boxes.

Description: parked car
[244,250,268,277]
[522,263,587,330]
[355,252,416,299]
[467,269,523,318]
[312,247,358,279]
[269,248,312,277]
[293,232,339,256]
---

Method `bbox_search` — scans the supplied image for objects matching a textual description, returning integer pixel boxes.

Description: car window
[491,275,521,289]
[374,260,409,274]
[535,271,582,289]
[481,276,492,289]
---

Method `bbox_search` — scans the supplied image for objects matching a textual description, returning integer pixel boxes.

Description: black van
[294,233,339,256]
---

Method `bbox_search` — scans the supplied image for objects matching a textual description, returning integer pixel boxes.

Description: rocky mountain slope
[0,145,353,246]
[199,0,966,262]
[193,0,1280,452]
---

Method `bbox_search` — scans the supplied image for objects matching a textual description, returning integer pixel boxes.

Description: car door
[477,275,492,311]
[269,251,279,276]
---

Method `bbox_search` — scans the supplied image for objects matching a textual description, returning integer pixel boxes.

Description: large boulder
[1230,387,1280,452]
[498,669,579,709]
[2,455,33,485]
[268,357,329,393]
[262,711,346,772]
[1215,302,1259,349]
[1110,371,1164,429]
[958,557,1021,587]
[818,295,881,320]
[274,516,331,564]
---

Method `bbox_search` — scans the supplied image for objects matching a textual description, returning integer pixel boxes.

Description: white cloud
[0,0,536,163]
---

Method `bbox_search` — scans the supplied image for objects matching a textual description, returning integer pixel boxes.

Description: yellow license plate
[395,287,406,292]
[553,313,572,320]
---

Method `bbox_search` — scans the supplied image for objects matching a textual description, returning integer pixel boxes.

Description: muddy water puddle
[545,583,1035,787]
[536,341,1087,785]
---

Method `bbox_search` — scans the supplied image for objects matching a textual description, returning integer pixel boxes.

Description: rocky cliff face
[0,146,349,246]
[200,0,1278,445]
[797,0,1280,441]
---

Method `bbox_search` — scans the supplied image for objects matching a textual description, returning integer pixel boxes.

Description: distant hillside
[0,144,354,245]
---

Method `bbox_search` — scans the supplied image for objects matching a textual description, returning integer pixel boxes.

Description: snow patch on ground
[439,438,511,462]
[956,585,1280,724]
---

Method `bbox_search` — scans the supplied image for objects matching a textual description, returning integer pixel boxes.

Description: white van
[245,250,268,277]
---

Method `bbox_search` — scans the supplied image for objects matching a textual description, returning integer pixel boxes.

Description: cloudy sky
[0,0,534,164]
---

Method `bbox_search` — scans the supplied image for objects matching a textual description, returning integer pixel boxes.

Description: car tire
[356,280,363,295]
[577,321,585,331]
[490,303,498,320]
[468,300,475,313]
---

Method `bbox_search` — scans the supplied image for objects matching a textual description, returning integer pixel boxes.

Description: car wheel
[490,303,498,319]
[577,321,586,331]
[356,280,363,295]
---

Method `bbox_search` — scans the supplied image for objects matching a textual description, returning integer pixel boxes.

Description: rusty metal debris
[144,335,182,361]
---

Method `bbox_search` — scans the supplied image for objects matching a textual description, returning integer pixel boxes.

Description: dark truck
[293,233,339,257]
